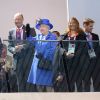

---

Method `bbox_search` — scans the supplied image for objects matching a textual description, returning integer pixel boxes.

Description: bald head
[14,13,24,28]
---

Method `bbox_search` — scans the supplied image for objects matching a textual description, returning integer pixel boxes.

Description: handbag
[38,57,52,70]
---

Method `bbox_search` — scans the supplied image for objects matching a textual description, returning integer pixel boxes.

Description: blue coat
[27,32,57,86]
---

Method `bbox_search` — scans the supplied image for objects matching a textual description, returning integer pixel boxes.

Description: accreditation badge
[68,43,75,54]
[88,49,96,58]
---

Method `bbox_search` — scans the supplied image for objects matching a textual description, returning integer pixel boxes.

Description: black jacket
[82,33,99,83]
[52,45,69,92]
[61,33,86,82]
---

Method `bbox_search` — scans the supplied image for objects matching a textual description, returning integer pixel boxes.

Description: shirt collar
[85,32,90,36]
[16,25,23,30]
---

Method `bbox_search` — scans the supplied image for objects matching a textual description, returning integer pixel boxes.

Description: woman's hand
[65,52,74,59]
[56,75,63,82]
[15,45,23,52]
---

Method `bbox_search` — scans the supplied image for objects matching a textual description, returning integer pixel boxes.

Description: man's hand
[15,45,23,52]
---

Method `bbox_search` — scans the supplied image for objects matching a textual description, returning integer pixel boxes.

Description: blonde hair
[66,17,84,34]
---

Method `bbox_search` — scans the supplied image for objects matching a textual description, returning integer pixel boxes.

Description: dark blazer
[60,33,87,91]
[52,45,68,92]
[61,33,86,52]
[60,32,99,92]
[91,33,99,40]
[89,33,99,53]
[83,33,99,85]
[76,32,99,91]
[52,33,86,92]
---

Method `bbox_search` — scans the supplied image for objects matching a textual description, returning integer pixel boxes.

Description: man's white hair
[14,12,24,19]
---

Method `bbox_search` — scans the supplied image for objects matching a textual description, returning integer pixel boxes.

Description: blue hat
[36,19,53,30]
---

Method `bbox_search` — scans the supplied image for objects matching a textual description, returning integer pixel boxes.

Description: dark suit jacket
[53,45,68,92]
[54,33,99,91]
[84,32,99,49]
[91,33,99,40]
[74,32,99,85]
[61,33,86,80]
[82,33,99,83]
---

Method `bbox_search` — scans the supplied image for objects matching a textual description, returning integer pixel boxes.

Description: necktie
[16,28,21,41]
[87,33,92,40]
[86,33,93,49]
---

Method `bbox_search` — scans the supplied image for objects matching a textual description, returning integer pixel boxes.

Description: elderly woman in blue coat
[27,19,57,92]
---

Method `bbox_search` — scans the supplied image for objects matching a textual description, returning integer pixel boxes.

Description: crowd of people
[0,13,100,92]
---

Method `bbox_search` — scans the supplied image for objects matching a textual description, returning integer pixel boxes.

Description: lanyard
[67,32,78,42]
[67,36,76,54]
[68,35,76,45]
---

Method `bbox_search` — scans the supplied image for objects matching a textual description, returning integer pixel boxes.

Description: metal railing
[0,40,100,92]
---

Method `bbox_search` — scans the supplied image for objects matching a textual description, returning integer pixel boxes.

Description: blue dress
[27,32,57,86]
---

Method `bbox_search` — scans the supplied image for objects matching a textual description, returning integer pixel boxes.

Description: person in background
[0,39,12,92]
[83,18,99,92]
[52,31,61,40]
[8,13,36,92]
[61,17,86,92]
[27,19,57,92]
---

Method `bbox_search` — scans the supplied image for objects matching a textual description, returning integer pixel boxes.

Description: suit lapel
[12,25,26,44]
[12,28,16,40]
[91,33,97,49]
[75,35,81,51]
[22,25,26,40]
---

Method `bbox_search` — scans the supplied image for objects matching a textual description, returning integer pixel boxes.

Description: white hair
[14,12,24,19]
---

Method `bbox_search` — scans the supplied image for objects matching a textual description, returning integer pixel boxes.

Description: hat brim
[36,23,53,30]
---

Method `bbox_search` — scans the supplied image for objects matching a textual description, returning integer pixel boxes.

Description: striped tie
[16,28,21,40]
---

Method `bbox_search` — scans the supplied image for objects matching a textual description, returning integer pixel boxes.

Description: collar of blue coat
[37,32,54,40]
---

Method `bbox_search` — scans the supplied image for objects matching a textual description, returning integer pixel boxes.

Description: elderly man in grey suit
[8,13,36,92]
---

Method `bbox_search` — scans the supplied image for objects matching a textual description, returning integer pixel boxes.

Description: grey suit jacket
[8,25,36,55]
